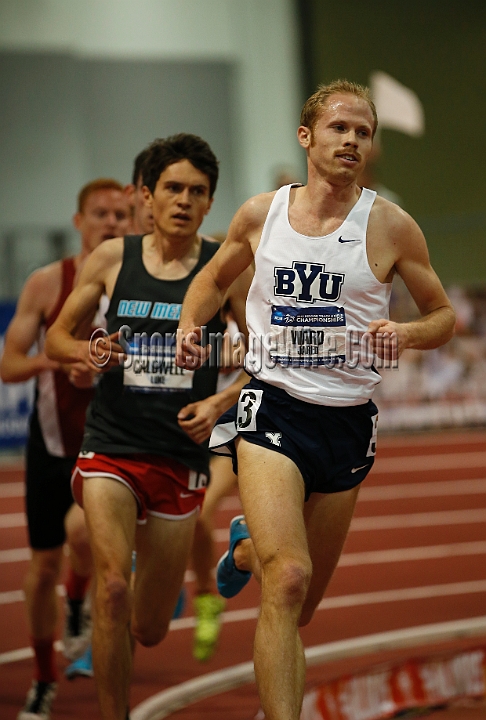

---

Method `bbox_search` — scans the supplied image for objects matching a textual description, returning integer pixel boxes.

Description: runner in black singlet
[45,134,251,720]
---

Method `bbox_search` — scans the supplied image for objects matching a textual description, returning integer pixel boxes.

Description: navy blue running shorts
[209,377,378,500]
[25,410,76,550]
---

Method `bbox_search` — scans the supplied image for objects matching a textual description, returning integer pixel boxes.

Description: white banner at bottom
[299,647,485,720]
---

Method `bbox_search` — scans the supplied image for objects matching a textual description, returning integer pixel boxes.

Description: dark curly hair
[141,133,219,198]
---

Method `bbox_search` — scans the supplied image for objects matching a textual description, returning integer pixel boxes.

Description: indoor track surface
[1,428,486,719]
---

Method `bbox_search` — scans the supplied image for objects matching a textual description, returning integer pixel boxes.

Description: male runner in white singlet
[176,80,455,720]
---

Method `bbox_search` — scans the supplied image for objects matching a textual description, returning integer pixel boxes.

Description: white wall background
[0,0,305,244]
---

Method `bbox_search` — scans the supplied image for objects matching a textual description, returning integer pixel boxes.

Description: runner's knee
[97,574,131,624]
[132,617,168,647]
[262,555,312,608]
[27,552,62,591]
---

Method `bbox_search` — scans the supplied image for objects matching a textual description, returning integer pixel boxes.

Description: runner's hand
[177,395,221,444]
[176,327,211,370]
[367,319,402,361]
[86,330,127,372]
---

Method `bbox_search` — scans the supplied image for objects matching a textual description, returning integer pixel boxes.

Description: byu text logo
[274,262,345,303]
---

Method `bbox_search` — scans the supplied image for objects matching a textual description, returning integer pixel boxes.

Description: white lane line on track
[0,585,65,605]
[378,432,486,448]
[188,541,486,579]
[0,640,63,664]
[350,507,486,531]
[360,477,486,500]
[0,453,485,506]
[219,478,486,511]
[2,477,486,521]
[2,474,486,508]
[8,540,486,572]
[3,580,486,665]
[0,482,24,498]
[3,540,486,601]
[0,547,30,563]
[8,502,484,535]
[173,578,486,625]
[0,590,25,604]
[213,507,486,542]
[0,513,26,528]
[182,540,486,582]
[1,477,486,522]
[337,540,486,566]
[0,508,486,568]
[373,451,486,473]
[317,578,486,610]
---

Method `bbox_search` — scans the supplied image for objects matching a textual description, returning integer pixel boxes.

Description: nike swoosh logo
[351,464,369,473]
[180,492,193,498]
[338,236,361,243]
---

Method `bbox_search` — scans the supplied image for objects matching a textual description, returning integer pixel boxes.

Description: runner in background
[127,154,250,663]
[65,149,186,681]
[124,148,154,236]
[45,134,251,720]
[0,179,130,720]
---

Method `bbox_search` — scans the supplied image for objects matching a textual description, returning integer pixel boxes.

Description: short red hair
[77,178,125,213]
[300,79,378,138]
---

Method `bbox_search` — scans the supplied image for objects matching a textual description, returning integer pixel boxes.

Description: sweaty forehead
[320,93,374,125]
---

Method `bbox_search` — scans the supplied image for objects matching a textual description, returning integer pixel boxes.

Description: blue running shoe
[172,586,186,619]
[65,644,93,679]
[216,515,252,598]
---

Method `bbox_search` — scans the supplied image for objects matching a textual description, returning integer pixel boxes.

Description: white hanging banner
[370,71,425,137]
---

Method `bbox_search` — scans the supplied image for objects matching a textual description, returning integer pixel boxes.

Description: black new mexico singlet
[82,235,225,475]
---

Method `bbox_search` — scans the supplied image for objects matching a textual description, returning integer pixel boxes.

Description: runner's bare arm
[224,264,254,344]
[0,266,61,382]
[177,195,270,368]
[367,206,455,358]
[45,240,125,371]
[178,369,250,444]
[177,261,253,442]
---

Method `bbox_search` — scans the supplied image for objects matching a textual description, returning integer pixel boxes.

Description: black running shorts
[210,377,378,500]
[25,410,77,550]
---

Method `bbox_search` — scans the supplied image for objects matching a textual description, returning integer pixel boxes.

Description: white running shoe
[17,680,57,720]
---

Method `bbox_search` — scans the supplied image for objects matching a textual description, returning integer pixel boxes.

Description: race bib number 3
[270,305,347,366]
[236,389,263,432]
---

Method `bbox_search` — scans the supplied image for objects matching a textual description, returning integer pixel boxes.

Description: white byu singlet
[244,184,392,406]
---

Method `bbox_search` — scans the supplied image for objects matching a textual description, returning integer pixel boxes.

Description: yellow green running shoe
[193,593,226,662]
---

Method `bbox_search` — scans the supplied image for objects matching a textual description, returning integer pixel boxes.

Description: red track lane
[1,429,486,719]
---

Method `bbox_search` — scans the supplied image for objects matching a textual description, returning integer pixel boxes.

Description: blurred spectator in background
[272,164,302,190]
[357,142,403,206]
